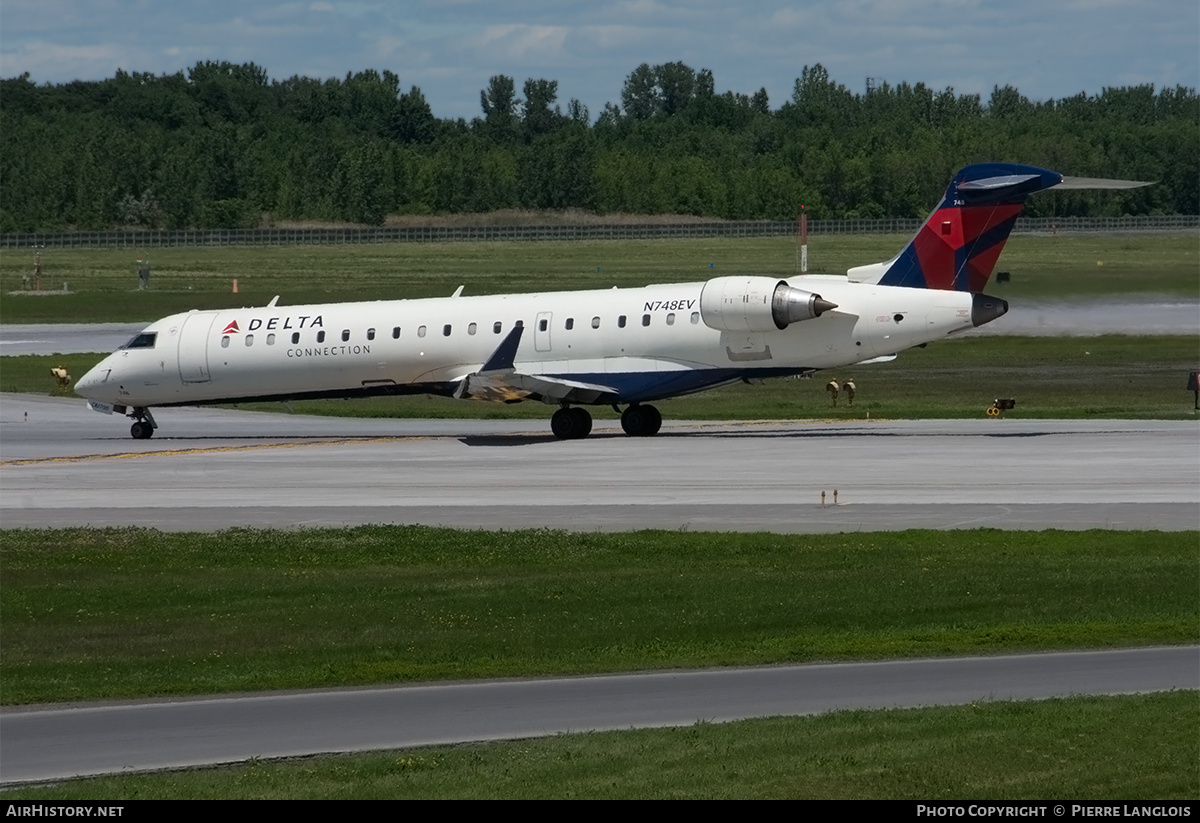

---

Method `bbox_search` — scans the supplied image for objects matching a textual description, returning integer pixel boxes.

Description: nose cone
[75,359,113,400]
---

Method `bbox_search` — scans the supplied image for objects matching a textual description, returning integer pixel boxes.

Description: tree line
[1,61,1195,231]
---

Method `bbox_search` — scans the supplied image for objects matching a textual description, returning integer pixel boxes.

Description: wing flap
[453,323,619,403]
[456,370,618,404]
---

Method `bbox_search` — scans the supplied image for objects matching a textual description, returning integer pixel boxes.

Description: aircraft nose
[75,361,112,399]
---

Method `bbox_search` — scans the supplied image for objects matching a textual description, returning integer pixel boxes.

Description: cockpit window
[121,332,157,350]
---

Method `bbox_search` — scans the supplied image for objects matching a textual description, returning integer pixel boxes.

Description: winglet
[480,324,524,372]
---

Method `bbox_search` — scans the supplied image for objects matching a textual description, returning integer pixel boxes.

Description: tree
[655,62,696,116]
[621,63,659,121]
[390,86,436,143]
[522,78,562,141]
[480,75,519,142]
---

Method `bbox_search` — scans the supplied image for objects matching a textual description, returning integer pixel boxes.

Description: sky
[2,1,1197,122]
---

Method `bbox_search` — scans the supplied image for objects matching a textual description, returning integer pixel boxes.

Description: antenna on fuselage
[267,295,280,308]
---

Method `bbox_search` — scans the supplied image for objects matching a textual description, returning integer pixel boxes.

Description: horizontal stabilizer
[1055,176,1152,190]
[958,174,1041,191]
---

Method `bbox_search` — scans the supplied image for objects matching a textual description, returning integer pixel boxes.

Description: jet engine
[699,276,838,333]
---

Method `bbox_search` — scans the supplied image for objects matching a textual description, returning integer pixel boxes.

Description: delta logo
[217,315,324,334]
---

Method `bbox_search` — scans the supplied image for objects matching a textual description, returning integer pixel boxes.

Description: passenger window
[267,333,275,345]
[316,330,326,343]
[666,313,676,326]
[341,329,350,342]
[245,334,254,346]
[642,314,651,327]
[443,324,452,337]
[367,328,376,341]
[468,322,477,335]
[565,318,574,330]
[392,327,401,339]
[493,321,502,334]
[515,320,524,328]
[618,315,627,328]
[539,319,548,332]
[691,312,700,324]
[591,316,600,329]
[418,326,427,338]
[291,332,300,344]
[221,336,230,348]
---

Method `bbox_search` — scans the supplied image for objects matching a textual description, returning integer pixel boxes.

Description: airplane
[75,162,1145,440]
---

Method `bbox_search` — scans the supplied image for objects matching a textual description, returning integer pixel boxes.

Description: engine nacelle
[698,276,837,333]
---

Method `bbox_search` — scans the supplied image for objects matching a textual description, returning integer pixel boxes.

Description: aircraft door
[177,312,217,383]
[534,311,553,352]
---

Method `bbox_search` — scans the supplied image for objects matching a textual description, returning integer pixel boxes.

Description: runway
[1,393,1196,531]
[4,315,1195,535]
[3,646,1196,784]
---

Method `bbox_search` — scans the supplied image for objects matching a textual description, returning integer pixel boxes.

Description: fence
[2,214,1195,250]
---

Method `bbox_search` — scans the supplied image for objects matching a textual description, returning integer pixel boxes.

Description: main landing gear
[550,406,592,440]
[128,407,157,440]
[549,404,662,440]
[620,403,662,437]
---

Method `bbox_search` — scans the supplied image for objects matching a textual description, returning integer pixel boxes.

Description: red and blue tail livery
[849,163,1145,293]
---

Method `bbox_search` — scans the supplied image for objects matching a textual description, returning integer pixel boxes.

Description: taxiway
[3,646,1196,784]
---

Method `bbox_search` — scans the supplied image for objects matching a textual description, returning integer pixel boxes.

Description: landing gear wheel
[551,407,593,440]
[621,404,662,437]
[128,407,157,440]
[570,407,592,438]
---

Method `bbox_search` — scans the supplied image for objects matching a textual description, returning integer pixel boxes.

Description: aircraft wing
[456,370,619,404]
[453,324,620,404]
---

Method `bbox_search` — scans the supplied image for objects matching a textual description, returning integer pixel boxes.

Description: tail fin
[849,163,1064,292]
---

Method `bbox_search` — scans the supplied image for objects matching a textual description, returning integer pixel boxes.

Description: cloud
[1,39,125,80]
[477,24,569,62]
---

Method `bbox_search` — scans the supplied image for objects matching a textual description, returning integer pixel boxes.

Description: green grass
[2,233,1196,323]
[6,335,1197,420]
[1,527,1195,705]
[5,692,1196,799]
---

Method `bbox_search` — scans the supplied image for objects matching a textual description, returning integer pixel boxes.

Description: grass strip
[5,692,1196,799]
[1,527,1195,705]
[3,233,1196,323]
[6,335,1198,420]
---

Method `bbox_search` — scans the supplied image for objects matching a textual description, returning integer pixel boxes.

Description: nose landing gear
[128,407,157,440]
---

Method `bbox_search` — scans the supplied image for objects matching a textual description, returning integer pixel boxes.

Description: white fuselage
[75,275,979,410]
